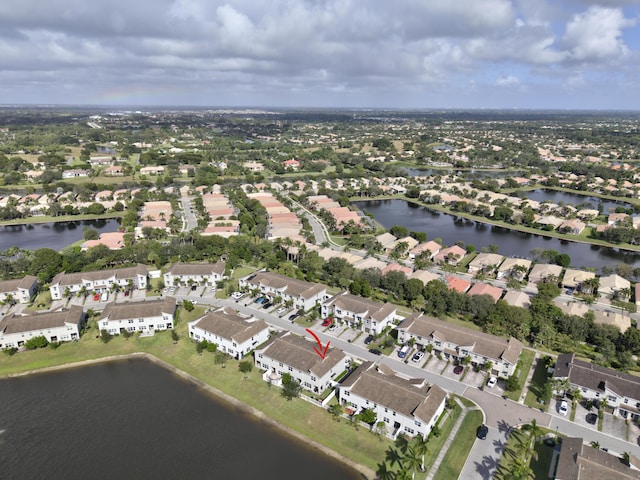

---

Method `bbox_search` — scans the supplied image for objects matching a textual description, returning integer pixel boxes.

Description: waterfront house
[254,331,349,395]
[98,297,176,335]
[375,233,397,249]
[81,231,126,250]
[553,353,640,420]
[608,213,630,225]
[593,310,631,332]
[163,261,226,288]
[385,236,419,255]
[338,362,447,440]
[558,219,586,235]
[555,437,640,480]
[50,265,148,300]
[0,305,84,348]
[409,240,441,261]
[496,258,532,280]
[0,275,38,304]
[467,283,504,303]
[562,269,596,291]
[527,263,563,285]
[397,313,523,377]
[188,306,270,359]
[321,292,396,335]
[445,276,471,294]
[598,274,631,300]
[467,253,504,275]
[239,271,326,311]
[433,245,467,266]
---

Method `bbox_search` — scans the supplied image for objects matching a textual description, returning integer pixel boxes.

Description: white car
[276,307,286,315]
[328,323,338,331]
[559,400,568,416]
[487,376,498,389]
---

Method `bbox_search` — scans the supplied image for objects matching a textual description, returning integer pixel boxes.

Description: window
[404,427,414,434]
[343,391,350,397]
[311,376,316,381]
[129,319,134,323]
[383,417,389,423]
[415,420,422,426]
[288,366,293,372]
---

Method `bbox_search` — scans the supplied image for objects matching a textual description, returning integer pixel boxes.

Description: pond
[355,199,640,271]
[524,189,632,214]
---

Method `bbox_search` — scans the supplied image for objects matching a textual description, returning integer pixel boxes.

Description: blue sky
[0,0,638,109]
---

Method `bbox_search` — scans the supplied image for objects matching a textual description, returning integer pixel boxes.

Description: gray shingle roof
[555,437,640,480]
[99,297,176,321]
[191,307,268,344]
[0,305,83,334]
[244,271,325,300]
[0,275,37,293]
[51,265,147,287]
[166,261,225,276]
[325,292,395,321]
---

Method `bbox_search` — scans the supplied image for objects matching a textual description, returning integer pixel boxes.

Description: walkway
[426,398,470,480]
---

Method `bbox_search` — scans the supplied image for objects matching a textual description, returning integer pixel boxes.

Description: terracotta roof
[467,283,503,303]
[445,276,471,293]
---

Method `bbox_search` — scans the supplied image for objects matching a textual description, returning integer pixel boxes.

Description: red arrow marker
[305,328,330,360]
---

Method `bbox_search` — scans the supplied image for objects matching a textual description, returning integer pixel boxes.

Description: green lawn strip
[232,265,257,280]
[530,437,557,479]
[432,409,483,480]
[0,212,124,226]
[504,349,535,401]
[420,403,463,475]
[496,427,557,480]
[524,358,552,411]
[0,311,388,472]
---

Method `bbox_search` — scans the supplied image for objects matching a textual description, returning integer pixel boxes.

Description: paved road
[180,195,198,231]
[176,293,640,478]
[285,195,332,246]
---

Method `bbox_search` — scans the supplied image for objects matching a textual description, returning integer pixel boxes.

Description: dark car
[364,335,375,345]
[191,285,197,291]
[254,297,264,304]
[262,302,272,309]
[369,349,382,355]
[476,424,488,440]
[453,365,464,375]
[586,413,598,425]
[288,313,298,322]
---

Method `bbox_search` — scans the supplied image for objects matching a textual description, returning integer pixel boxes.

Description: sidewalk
[426,398,469,480]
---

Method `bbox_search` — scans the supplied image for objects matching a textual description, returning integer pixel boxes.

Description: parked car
[328,323,337,331]
[453,365,464,375]
[411,351,424,363]
[288,313,298,322]
[93,293,101,301]
[487,376,498,388]
[364,335,375,345]
[262,302,272,310]
[369,349,382,355]
[476,424,488,440]
[559,400,568,416]
[397,345,411,359]
[191,285,197,291]
[321,317,333,327]
[124,290,130,297]
[276,307,286,315]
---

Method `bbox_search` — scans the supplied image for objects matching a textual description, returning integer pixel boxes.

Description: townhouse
[553,353,640,420]
[98,297,177,335]
[556,437,640,480]
[338,362,447,439]
[50,265,148,300]
[188,306,270,359]
[321,292,396,335]
[163,261,226,287]
[254,331,349,395]
[397,313,523,377]
[0,305,84,348]
[239,271,326,311]
[0,275,38,304]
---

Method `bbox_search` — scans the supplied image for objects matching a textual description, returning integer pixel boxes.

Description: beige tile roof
[341,361,446,423]
[0,275,37,293]
[259,331,347,378]
[325,291,396,321]
[244,271,325,300]
[0,305,83,334]
[191,307,269,344]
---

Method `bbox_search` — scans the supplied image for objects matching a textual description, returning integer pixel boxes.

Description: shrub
[24,335,49,350]
[100,330,113,344]
[3,347,18,356]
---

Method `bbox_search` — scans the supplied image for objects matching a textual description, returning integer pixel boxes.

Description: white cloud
[496,75,521,87]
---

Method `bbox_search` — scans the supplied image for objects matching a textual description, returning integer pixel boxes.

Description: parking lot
[558,399,640,442]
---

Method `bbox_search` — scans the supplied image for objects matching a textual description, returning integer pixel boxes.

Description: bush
[100,330,113,344]
[3,347,18,356]
[24,335,49,350]
[49,341,62,350]
[505,374,520,392]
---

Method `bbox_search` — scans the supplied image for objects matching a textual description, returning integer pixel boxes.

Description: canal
[0,219,120,251]
[355,199,640,271]
[0,358,360,480]
[524,189,631,214]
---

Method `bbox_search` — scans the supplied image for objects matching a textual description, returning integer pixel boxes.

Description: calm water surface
[0,219,120,251]
[524,189,631,213]
[356,199,640,271]
[0,358,360,480]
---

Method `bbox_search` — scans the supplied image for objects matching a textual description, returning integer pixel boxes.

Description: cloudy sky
[0,0,639,109]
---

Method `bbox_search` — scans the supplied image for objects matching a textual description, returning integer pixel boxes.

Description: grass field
[524,357,552,411]
[504,349,536,402]
[432,409,483,480]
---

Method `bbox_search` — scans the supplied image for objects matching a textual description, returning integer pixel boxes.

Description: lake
[355,199,640,271]
[0,219,120,252]
[524,189,631,214]
[0,358,360,480]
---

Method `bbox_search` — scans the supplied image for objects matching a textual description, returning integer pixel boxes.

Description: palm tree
[411,435,429,472]
[622,451,631,466]
[590,441,600,449]
[385,447,403,469]
[403,447,422,480]
[394,433,410,454]
[375,462,396,480]
[521,419,543,463]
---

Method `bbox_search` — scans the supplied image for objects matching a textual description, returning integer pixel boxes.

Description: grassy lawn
[0,309,389,473]
[231,265,257,280]
[495,428,556,480]
[422,402,463,475]
[504,349,535,402]
[524,358,552,411]
[432,409,483,480]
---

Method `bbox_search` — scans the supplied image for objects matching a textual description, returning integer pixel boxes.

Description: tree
[100,330,113,343]
[358,408,377,429]
[24,335,48,349]
[171,330,180,343]
[182,300,195,311]
[411,435,429,472]
[214,351,228,367]
[328,403,343,422]
[403,447,422,480]
[281,373,302,401]
[83,227,99,241]
[239,360,253,378]
[375,462,396,480]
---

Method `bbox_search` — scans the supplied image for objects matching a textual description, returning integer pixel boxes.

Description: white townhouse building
[338,362,447,439]
[188,306,270,359]
[98,297,176,335]
[553,353,640,420]
[0,275,38,304]
[321,292,396,335]
[49,265,148,300]
[397,313,523,377]
[254,331,349,395]
[239,271,326,311]
[163,261,226,287]
[0,305,84,348]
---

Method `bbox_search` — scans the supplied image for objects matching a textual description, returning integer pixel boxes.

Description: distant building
[0,275,38,304]
[0,305,84,348]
